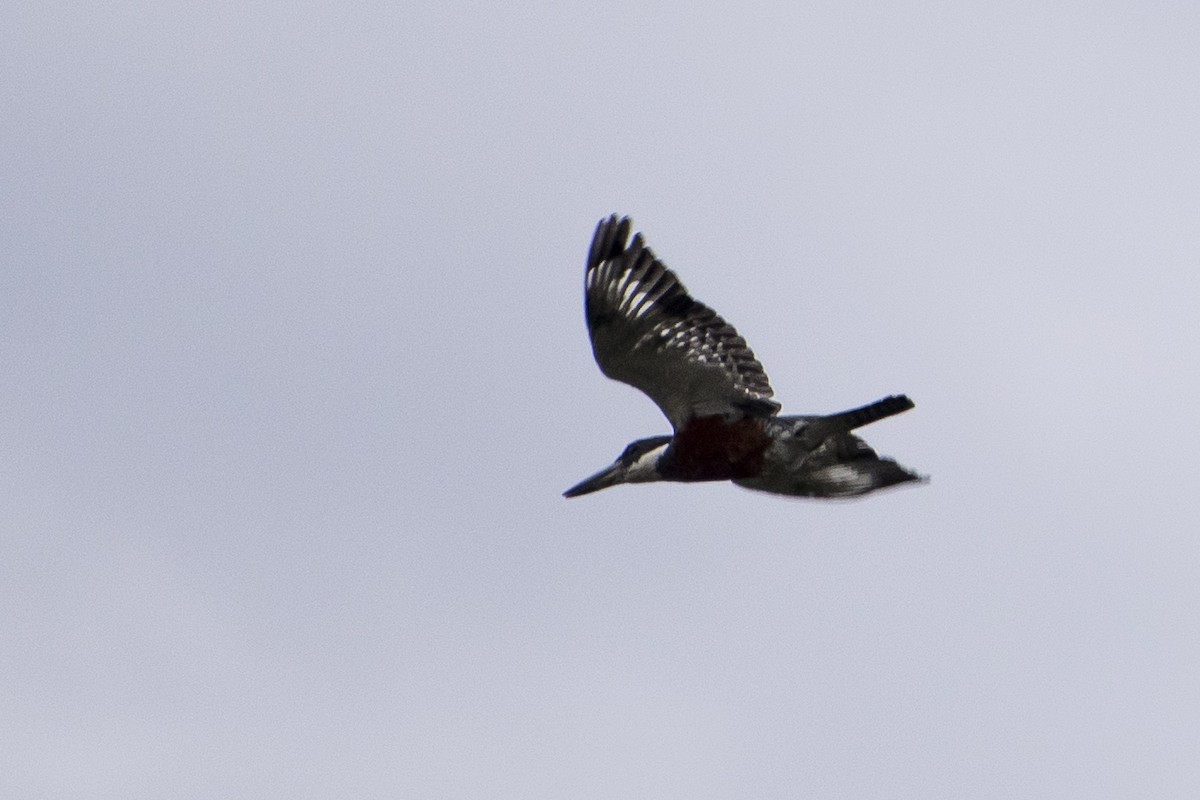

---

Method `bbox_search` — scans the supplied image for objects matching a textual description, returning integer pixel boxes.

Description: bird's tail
[824,394,914,431]
[798,395,915,448]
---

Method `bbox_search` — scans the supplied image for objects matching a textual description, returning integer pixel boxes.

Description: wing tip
[588,214,633,272]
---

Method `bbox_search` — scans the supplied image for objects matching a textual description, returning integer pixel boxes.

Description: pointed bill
[562,461,625,498]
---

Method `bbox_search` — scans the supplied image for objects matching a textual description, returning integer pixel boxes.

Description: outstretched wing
[583,215,780,430]
[788,432,923,498]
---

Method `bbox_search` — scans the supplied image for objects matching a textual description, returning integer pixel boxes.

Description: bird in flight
[564,214,924,499]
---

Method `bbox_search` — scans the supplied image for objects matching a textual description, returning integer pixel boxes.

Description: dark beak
[562,462,623,498]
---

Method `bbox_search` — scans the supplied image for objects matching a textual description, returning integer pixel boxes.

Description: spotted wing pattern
[735,431,923,498]
[584,215,780,430]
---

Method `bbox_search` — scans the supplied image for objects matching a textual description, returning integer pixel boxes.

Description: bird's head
[563,436,672,498]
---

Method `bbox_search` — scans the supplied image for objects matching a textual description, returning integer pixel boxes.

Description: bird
[564,214,924,499]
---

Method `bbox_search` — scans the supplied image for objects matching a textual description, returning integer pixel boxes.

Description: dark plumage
[565,215,924,499]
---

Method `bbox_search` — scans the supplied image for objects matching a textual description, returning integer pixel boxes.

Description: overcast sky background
[4,2,1199,798]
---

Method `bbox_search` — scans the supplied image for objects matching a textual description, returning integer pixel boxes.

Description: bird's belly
[661,415,772,482]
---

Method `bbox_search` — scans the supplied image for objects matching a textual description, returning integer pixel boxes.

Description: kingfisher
[564,214,924,499]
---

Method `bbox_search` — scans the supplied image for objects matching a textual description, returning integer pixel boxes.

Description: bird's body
[565,215,923,499]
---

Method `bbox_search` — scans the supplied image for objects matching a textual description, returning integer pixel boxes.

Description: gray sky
[4,2,1198,797]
